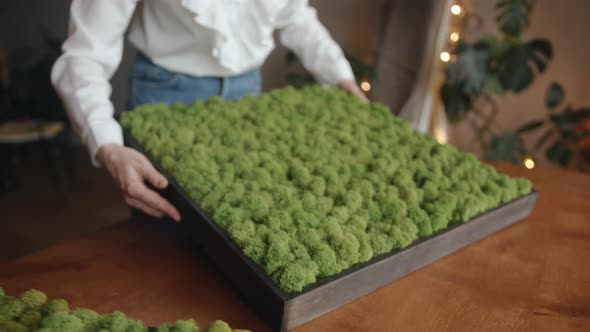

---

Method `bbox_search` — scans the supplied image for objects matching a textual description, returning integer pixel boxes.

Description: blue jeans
[127,53,262,109]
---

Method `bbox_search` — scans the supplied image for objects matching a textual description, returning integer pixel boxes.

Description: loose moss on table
[120,86,532,293]
[0,288,247,332]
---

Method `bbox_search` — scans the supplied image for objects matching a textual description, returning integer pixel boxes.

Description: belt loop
[220,76,228,99]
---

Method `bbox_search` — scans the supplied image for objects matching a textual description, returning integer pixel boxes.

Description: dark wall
[0,0,135,115]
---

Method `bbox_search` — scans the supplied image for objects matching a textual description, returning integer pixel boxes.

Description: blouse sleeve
[276,0,355,86]
[51,0,138,166]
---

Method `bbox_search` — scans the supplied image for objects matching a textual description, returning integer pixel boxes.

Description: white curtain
[372,0,453,134]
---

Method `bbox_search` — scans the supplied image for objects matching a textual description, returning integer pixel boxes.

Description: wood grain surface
[1,164,589,331]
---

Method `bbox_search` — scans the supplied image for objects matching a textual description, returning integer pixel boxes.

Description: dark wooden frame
[125,133,538,332]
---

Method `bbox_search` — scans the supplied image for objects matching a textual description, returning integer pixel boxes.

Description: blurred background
[1,0,589,261]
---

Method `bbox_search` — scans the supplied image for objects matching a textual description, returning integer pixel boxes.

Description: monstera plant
[442,0,552,120]
[490,83,590,170]
[436,2,543,163]
[441,0,590,171]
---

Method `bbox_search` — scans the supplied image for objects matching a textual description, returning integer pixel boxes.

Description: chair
[0,120,68,203]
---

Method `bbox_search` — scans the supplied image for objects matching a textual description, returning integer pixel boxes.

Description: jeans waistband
[134,51,260,80]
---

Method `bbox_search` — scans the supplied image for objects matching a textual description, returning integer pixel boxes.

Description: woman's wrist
[96,143,123,166]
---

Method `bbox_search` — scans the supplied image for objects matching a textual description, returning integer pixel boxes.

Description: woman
[52,0,366,222]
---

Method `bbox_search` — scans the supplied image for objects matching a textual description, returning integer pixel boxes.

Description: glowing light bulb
[360,81,371,92]
[450,32,460,42]
[440,52,451,62]
[434,127,448,144]
[451,5,462,15]
[523,157,535,169]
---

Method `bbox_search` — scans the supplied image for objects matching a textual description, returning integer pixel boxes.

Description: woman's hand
[338,80,369,102]
[97,143,181,222]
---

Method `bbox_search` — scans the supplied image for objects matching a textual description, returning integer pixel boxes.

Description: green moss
[243,193,271,221]
[278,260,319,292]
[171,319,200,332]
[126,319,147,332]
[70,309,101,331]
[292,209,321,228]
[19,309,42,327]
[99,311,129,332]
[226,220,256,247]
[0,298,26,321]
[243,236,267,265]
[19,289,47,309]
[0,321,28,332]
[264,232,295,274]
[121,85,533,293]
[206,320,231,332]
[43,299,69,316]
[157,322,174,332]
[368,230,394,256]
[40,311,84,331]
[407,206,433,237]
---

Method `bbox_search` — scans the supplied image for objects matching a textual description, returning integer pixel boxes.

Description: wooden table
[1,165,589,331]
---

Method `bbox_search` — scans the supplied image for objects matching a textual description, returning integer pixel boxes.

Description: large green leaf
[446,43,491,95]
[485,132,527,163]
[549,107,590,141]
[550,107,590,124]
[497,45,533,92]
[478,35,512,58]
[545,82,565,110]
[528,39,553,72]
[546,141,573,166]
[497,39,552,92]
[484,76,506,95]
[495,0,535,37]
[441,82,470,122]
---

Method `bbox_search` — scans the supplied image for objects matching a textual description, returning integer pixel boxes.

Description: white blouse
[51,0,355,165]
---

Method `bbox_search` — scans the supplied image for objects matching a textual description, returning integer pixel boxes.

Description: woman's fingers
[338,79,369,102]
[98,143,181,222]
[138,156,169,189]
[124,196,164,219]
[124,181,181,222]
[135,160,181,221]
[347,85,369,102]
[352,88,369,102]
